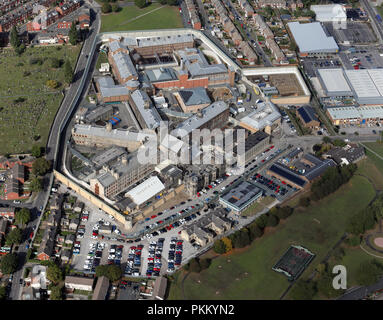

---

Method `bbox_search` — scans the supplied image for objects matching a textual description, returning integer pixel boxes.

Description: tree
[213,239,226,254]
[199,258,211,270]
[46,80,59,89]
[47,264,63,284]
[30,177,43,192]
[231,229,251,248]
[274,206,294,220]
[15,208,31,226]
[102,2,112,12]
[221,237,233,253]
[188,258,201,273]
[31,145,42,158]
[167,0,178,5]
[32,157,50,176]
[0,253,18,275]
[255,214,268,229]
[355,260,383,286]
[290,279,317,300]
[299,197,311,207]
[64,59,73,84]
[134,0,146,8]
[317,273,342,299]
[0,286,6,300]
[111,4,121,12]
[266,214,279,227]
[69,22,78,45]
[247,223,263,240]
[5,228,22,246]
[95,264,122,281]
[9,26,20,50]
[50,285,63,300]
[322,136,332,144]
[159,0,167,4]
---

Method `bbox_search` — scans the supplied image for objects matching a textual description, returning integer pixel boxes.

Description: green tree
[69,22,78,45]
[290,279,317,300]
[30,177,43,192]
[247,222,263,240]
[50,285,63,300]
[213,239,226,254]
[31,145,42,158]
[255,214,268,229]
[355,260,383,286]
[32,157,50,176]
[159,0,167,3]
[95,264,122,281]
[0,286,6,300]
[317,273,342,298]
[64,59,73,84]
[167,0,177,5]
[47,264,64,284]
[134,0,146,8]
[6,228,22,246]
[0,253,18,275]
[15,208,31,226]
[9,26,20,50]
[322,136,332,144]
[266,214,279,227]
[231,229,251,248]
[101,2,112,12]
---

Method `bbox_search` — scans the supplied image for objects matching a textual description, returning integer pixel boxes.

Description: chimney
[106,122,112,132]
[121,155,128,165]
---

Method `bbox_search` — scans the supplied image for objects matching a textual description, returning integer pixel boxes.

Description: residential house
[0,207,15,221]
[37,226,57,260]
[55,234,65,245]
[64,234,75,245]
[68,218,79,231]
[73,201,84,213]
[61,249,71,262]
[0,218,8,237]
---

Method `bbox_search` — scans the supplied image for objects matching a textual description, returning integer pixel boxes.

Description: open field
[0,45,81,155]
[168,175,375,300]
[100,4,183,33]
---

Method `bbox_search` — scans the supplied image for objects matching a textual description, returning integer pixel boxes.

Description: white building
[311,4,347,23]
[64,276,94,292]
[125,176,165,206]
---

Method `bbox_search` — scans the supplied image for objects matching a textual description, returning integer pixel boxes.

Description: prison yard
[0,45,80,154]
[100,3,184,33]
[168,160,378,300]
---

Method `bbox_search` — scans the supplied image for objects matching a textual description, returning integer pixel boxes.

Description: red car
[270,145,274,149]
[208,185,213,189]
[166,226,171,231]
[29,231,34,239]
[148,257,154,261]
[197,192,201,197]
[158,220,163,224]
[130,246,136,250]
[191,206,195,209]
[261,159,265,163]
[281,181,286,185]
[151,215,157,219]
[92,231,98,236]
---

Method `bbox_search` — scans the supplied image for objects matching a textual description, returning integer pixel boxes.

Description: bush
[213,239,226,254]
[111,4,121,12]
[274,206,294,220]
[188,258,201,273]
[247,223,263,239]
[101,2,112,13]
[134,0,146,8]
[255,214,268,229]
[50,58,61,68]
[46,80,59,89]
[29,57,43,65]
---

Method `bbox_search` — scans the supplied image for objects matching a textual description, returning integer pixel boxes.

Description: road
[8,6,101,301]
[338,278,383,300]
[360,0,383,44]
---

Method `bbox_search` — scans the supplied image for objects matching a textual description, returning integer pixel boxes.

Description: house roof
[65,276,94,287]
[178,87,211,106]
[92,276,109,300]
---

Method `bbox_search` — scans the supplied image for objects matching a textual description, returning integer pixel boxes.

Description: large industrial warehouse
[317,68,383,105]
[287,22,339,56]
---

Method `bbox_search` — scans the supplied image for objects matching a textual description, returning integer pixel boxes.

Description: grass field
[0,45,80,155]
[100,3,183,33]
[168,174,375,300]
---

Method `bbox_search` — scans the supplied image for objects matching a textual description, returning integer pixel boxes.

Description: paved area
[325,22,377,44]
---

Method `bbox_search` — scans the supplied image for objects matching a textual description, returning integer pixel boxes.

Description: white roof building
[317,69,352,96]
[311,4,347,22]
[239,100,281,132]
[287,22,339,54]
[126,176,165,206]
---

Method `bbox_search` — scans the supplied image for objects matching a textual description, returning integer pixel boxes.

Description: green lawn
[100,4,183,33]
[0,45,80,155]
[168,175,375,300]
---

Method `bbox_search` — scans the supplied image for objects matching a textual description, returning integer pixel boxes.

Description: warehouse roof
[287,22,339,53]
[126,176,165,206]
[317,69,352,94]
[345,69,381,98]
[326,106,360,120]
